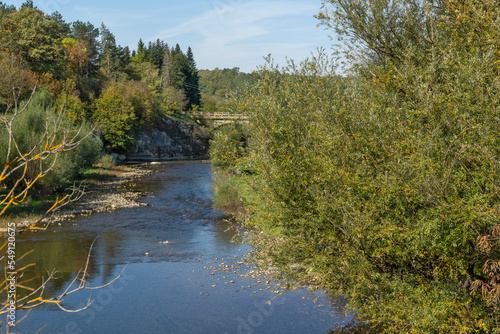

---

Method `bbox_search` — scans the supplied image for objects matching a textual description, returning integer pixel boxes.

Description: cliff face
[126,119,209,162]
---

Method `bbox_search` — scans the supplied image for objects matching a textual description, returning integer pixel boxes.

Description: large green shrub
[209,123,247,170]
[0,90,102,197]
[228,4,500,329]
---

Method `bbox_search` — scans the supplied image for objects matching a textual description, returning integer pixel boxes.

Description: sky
[6,0,334,72]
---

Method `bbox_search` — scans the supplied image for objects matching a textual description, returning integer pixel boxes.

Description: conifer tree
[70,20,99,76]
[99,23,119,72]
[160,43,171,88]
[168,45,187,91]
[185,46,201,106]
[133,38,146,63]
[146,41,153,62]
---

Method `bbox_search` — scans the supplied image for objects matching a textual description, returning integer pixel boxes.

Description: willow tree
[227,0,500,332]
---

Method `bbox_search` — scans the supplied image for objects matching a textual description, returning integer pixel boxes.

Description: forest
[210,0,500,333]
[0,0,246,203]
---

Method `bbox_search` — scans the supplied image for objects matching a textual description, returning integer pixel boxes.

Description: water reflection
[3,161,350,333]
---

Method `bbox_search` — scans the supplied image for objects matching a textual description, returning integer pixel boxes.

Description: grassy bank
[0,160,150,230]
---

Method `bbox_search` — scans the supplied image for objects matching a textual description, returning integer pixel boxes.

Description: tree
[20,0,34,8]
[185,47,201,107]
[123,80,156,128]
[0,52,36,111]
[132,38,146,63]
[70,20,100,77]
[49,11,70,35]
[0,6,65,75]
[0,2,16,17]
[98,23,119,74]
[160,44,171,88]
[160,44,201,110]
[93,82,136,153]
[121,46,131,66]
[0,43,120,330]
[61,37,92,77]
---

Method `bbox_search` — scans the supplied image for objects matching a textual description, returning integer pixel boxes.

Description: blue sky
[7,0,334,72]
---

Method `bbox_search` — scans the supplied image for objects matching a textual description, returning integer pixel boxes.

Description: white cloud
[151,1,315,46]
[148,0,319,71]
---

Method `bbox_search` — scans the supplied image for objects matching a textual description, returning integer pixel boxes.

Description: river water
[9,161,351,334]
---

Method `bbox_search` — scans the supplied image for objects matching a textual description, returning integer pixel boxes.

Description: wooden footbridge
[196,112,249,127]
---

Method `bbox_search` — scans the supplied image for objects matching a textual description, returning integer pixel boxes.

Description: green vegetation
[199,68,258,112]
[199,67,257,98]
[209,123,247,169]
[0,89,102,198]
[0,1,205,207]
[0,1,203,144]
[211,0,500,332]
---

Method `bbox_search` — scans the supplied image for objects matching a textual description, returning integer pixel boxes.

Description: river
[8,161,352,334]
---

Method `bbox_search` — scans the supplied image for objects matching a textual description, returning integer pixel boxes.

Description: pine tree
[146,41,153,62]
[151,39,164,70]
[174,43,182,54]
[99,23,119,72]
[134,38,146,63]
[185,46,201,106]
[160,43,171,88]
[118,45,131,66]
[169,45,187,91]
[70,20,100,75]
[50,11,70,35]
[160,44,201,108]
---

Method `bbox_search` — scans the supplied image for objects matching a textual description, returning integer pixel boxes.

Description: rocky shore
[10,164,154,231]
[55,164,153,220]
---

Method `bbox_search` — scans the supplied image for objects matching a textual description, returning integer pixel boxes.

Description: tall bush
[0,90,102,196]
[232,2,500,328]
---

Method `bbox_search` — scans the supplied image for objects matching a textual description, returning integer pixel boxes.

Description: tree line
[211,0,500,332]
[197,67,258,113]
[0,0,202,197]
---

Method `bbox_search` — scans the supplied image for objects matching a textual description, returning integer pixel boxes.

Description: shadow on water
[3,161,353,334]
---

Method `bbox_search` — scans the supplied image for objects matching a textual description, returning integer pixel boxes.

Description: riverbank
[1,163,154,231]
[12,161,343,334]
[52,163,154,221]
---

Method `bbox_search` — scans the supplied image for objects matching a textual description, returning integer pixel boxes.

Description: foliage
[93,82,136,153]
[0,3,205,156]
[212,173,244,214]
[0,90,102,197]
[0,6,64,75]
[214,1,500,330]
[198,67,258,99]
[161,44,201,109]
[53,78,87,123]
[123,80,156,128]
[96,154,116,169]
[209,123,247,169]
[0,52,36,110]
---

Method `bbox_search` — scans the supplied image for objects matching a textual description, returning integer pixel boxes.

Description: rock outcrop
[126,118,210,162]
